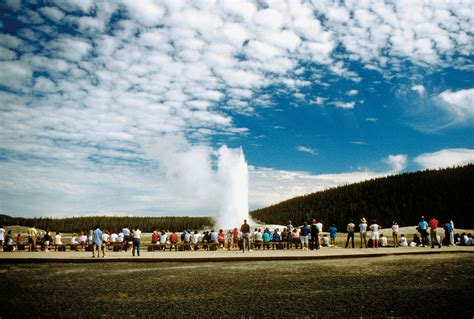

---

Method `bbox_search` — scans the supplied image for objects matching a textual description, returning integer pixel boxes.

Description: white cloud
[412,85,426,96]
[437,88,474,124]
[384,154,407,172]
[39,6,65,22]
[414,148,474,169]
[333,101,355,109]
[346,89,358,96]
[296,146,318,155]
[366,117,378,122]
[1,0,473,217]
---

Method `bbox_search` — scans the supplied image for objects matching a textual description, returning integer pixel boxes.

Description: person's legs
[345,233,350,248]
[449,232,454,246]
[137,239,140,256]
[132,241,136,256]
[350,232,354,248]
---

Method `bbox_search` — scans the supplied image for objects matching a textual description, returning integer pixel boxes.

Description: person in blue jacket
[328,224,338,247]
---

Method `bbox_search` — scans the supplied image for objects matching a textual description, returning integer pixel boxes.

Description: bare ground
[1,253,473,318]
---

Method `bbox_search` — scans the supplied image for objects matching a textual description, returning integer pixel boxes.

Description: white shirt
[81,235,88,243]
[110,233,118,242]
[133,229,141,239]
[380,236,388,247]
[392,224,399,232]
[359,223,367,232]
[322,237,330,245]
[0,228,5,241]
[191,233,200,244]
[184,233,191,242]
[118,233,124,242]
[70,236,77,244]
[400,237,408,246]
[102,233,110,243]
[316,223,323,233]
[55,234,62,245]
[160,233,167,244]
[370,224,379,232]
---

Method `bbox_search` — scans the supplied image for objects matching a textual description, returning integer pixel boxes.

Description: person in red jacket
[429,217,442,248]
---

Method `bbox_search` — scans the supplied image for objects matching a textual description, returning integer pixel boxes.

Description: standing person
[28,225,38,252]
[101,230,109,257]
[0,225,5,251]
[92,225,102,258]
[392,221,399,248]
[444,220,454,246]
[132,226,141,256]
[359,218,368,248]
[370,220,381,248]
[328,224,337,247]
[369,220,380,248]
[300,222,309,250]
[310,219,320,250]
[316,219,323,249]
[417,216,429,247]
[43,230,51,252]
[345,219,355,248]
[286,220,294,235]
[218,229,225,248]
[122,225,130,251]
[240,219,251,252]
[429,217,442,248]
[232,228,240,250]
[226,230,233,250]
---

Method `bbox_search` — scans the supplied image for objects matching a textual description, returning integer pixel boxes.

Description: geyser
[216,146,250,229]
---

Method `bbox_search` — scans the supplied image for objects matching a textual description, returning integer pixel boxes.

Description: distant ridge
[250,164,474,229]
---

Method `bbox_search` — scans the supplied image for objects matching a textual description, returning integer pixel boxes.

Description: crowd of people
[1,216,473,254]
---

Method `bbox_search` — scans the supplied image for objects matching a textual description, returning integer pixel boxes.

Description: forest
[250,164,474,229]
[0,215,214,233]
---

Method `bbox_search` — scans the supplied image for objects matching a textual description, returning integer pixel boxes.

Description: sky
[0,0,473,217]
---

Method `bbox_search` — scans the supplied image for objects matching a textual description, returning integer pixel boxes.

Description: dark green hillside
[250,165,474,229]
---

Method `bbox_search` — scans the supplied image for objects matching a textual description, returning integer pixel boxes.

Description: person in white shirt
[110,232,118,243]
[370,220,381,248]
[0,225,5,250]
[400,234,408,247]
[322,234,330,247]
[101,230,110,257]
[359,218,368,248]
[117,232,124,242]
[191,231,200,250]
[55,232,62,245]
[132,226,141,257]
[379,234,388,247]
[392,221,399,247]
[160,231,168,245]
[70,234,77,245]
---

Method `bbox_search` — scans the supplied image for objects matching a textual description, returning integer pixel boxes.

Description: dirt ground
[1,253,473,318]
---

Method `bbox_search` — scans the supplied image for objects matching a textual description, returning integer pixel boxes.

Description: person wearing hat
[359,218,368,248]
[417,216,429,247]
[392,221,399,248]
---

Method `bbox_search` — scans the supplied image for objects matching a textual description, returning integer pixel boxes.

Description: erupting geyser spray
[216,146,251,229]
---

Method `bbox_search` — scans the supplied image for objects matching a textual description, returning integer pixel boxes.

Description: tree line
[0,215,214,233]
[250,164,474,230]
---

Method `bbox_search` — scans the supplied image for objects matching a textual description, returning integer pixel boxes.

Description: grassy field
[1,253,472,317]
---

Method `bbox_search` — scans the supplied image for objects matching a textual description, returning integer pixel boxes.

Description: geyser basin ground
[1,253,472,317]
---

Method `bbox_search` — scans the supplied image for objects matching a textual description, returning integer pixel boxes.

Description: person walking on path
[417,216,429,247]
[92,225,102,258]
[392,221,399,248]
[132,226,141,256]
[429,217,442,248]
[345,220,355,248]
[370,220,381,248]
[240,219,251,252]
[359,218,368,248]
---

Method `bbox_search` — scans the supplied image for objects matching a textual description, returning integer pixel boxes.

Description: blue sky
[0,0,473,217]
